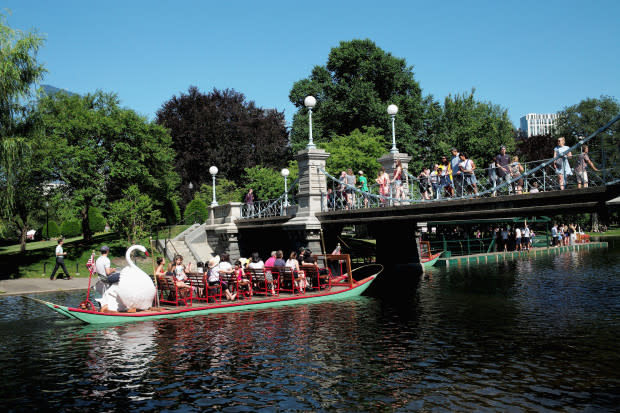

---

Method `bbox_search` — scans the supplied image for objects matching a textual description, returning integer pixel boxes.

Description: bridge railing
[318,113,620,209]
[240,177,300,219]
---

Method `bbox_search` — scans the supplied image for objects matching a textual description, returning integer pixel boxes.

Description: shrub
[184,198,208,223]
[88,206,106,233]
[42,220,60,239]
[60,219,82,238]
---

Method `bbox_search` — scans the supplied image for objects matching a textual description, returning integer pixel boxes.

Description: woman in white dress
[554,137,572,190]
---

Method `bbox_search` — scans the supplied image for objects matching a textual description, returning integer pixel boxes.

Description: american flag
[86,252,95,275]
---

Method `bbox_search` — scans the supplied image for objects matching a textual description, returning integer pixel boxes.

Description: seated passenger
[286,251,306,292]
[172,254,192,295]
[235,259,252,296]
[262,251,277,295]
[155,257,166,277]
[207,255,236,301]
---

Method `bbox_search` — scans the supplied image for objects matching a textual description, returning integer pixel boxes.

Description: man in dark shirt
[495,145,511,194]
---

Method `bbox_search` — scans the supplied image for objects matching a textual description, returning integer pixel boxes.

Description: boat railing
[312,253,354,287]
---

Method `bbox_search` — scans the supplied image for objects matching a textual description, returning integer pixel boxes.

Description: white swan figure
[96,245,156,312]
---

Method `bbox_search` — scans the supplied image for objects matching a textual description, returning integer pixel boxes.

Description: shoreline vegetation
[1,226,616,280]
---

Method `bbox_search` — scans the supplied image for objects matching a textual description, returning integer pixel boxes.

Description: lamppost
[387,104,398,153]
[45,201,49,240]
[209,166,218,207]
[304,95,317,149]
[188,182,195,222]
[281,168,290,207]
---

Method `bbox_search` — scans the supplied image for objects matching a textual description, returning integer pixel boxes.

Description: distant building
[520,113,558,138]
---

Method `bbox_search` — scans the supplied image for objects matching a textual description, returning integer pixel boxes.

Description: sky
[3,0,619,129]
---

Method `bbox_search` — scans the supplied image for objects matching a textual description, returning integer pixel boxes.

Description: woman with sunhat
[207,255,236,301]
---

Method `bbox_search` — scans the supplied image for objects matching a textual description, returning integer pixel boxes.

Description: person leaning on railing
[574,144,599,189]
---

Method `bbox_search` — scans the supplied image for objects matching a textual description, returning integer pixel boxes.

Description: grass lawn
[586,227,620,237]
[0,230,179,279]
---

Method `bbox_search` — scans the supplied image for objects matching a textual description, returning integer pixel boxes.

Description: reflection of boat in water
[28,255,381,325]
[420,241,441,268]
[83,323,157,386]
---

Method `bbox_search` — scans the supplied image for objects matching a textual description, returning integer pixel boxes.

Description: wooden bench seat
[157,274,192,306]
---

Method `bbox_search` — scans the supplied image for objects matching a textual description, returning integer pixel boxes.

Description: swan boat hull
[29,275,377,325]
[421,252,441,268]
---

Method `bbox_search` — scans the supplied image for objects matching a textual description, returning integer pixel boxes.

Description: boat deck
[124,282,355,314]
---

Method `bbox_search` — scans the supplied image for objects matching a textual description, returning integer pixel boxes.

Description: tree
[60,219,81,238]
[42,219,59,239]
[288,39,426,159]
[156,86,290,203]
[184,198,208,223]
[556,96,620,142]
[435,90,514,170]
[0,14,46,240]
[516,133,556,162]
[194,177,245,209]
[88,206,106,233]
[320,127,388,178]
[108,185,164,244]
[241,161,299,201]
[39,91,179,241]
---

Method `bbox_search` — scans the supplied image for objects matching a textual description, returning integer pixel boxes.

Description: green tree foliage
[184,198,208,223]
[156,86,290,203]
[108,185,164,244]
[434,90,514,171]
[88,206,106,233]
[194,177,245,208]
[39,91,179,241]
[288,39,426,157]
[555,96,620,145]
[0,14,46,243]
[42,219,59,239]
[516,133,556,162]
[320,127,388,179]
[60,219,82,238]
[241,161,299,201]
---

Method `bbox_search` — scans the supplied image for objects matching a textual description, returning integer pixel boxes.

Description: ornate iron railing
[240,177,300,219]
[318,113,620,210]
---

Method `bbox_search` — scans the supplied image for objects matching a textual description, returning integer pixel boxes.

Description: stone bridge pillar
[378,152,413,195]
[371,220,422,271]
[283,148,330,254]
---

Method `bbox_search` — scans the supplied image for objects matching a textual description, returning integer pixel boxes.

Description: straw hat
[208,255,220,269]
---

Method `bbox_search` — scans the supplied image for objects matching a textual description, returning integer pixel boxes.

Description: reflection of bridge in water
[167,114,620,268]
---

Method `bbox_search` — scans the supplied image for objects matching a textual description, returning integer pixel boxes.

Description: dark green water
[1,241,619,412]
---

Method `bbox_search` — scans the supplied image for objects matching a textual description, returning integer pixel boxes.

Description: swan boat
[28,248,381,325]
[419,241,441,268]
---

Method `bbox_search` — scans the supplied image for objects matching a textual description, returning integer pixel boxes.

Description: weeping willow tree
[0,13,46,241]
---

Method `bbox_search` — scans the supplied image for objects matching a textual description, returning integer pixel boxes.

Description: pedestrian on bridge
[450,148,461,196]
[376,167,390,206]
[574,144,599,189]
[495,145,511,194]
[554,137,573,190]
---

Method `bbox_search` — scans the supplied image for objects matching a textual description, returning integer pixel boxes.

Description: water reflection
[1,245,620,411]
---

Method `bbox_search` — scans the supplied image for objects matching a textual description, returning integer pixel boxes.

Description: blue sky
[4,0,619,128]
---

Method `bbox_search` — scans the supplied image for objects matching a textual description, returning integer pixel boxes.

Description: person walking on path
[50,238,71,280]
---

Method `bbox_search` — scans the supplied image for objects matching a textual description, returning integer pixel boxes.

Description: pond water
[1,241,619,412]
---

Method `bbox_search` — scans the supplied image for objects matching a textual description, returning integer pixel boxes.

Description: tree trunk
[81,204,93,242]
[592,212,600,232]
[19,225,27,253]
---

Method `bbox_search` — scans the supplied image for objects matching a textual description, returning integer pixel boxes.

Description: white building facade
[520,113,558,137]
